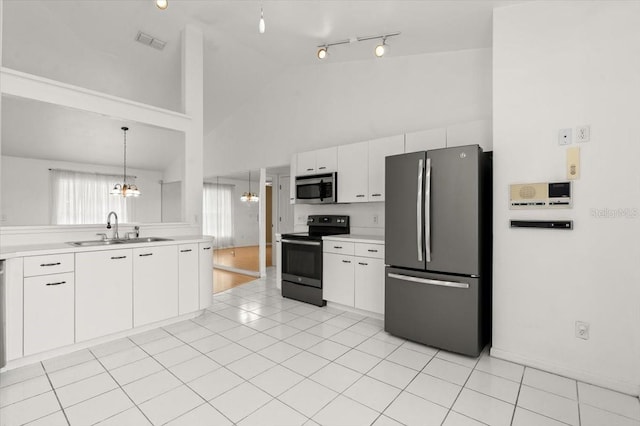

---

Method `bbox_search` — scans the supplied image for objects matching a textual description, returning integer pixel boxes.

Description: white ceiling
[1,0,515,169]
[1,96,184,170]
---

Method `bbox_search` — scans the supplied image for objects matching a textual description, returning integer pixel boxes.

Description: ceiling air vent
[135,31,166,51]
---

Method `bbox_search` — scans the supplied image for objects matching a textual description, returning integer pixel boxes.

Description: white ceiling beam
[0,67,191,132]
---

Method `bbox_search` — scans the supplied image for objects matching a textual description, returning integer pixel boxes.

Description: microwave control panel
[510,181,572,209]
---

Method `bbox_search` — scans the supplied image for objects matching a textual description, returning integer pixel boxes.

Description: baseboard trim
[490,347,640,397]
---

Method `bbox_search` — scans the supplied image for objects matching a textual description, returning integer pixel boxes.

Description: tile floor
[1,272,639,426]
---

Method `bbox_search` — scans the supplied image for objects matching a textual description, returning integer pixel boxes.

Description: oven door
[281,238,322,288]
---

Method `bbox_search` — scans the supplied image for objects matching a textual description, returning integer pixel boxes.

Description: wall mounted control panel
[510,181,572,209]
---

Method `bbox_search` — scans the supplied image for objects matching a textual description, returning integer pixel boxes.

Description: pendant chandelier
[110,126,141,197]
[240,171,259,203]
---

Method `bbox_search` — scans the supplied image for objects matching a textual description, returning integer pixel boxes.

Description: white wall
[204,48,492,176]
[1,155,162,226]
[493,1,640,395]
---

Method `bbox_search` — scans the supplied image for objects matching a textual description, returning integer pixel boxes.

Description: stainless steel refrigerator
[384,145,492,357]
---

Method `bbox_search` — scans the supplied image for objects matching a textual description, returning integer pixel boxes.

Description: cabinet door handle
[371,193,382,197]
[46,281,67,286]
[318,166,327,170]
[139,253,153,257]
[358,262,368,266]
[111,256,127,260]
[356,194,365,198]
[306,168,314,171]
[202,247,212,251]
[333,246,343,249]
[367,249,378,253]
[342,260,351,263]
[180,249,192,253]
[40,262,61,267]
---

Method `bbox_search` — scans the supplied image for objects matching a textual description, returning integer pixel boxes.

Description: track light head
[375,38,387,57]
[155,0,168,10]
[259,7,265,34]
[317,46,328,60]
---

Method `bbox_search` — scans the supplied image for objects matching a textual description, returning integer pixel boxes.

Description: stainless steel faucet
[106,211,119,240]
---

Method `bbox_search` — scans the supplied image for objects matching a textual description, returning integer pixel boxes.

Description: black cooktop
[282,215,350,240]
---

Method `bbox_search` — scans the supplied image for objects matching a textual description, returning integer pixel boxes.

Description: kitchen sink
[68,237,173,247]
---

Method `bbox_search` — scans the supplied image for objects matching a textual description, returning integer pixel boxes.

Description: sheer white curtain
[50,169,133,225]
[203,182,234,248]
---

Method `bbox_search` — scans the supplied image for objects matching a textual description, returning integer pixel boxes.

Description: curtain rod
[48,168,138,179]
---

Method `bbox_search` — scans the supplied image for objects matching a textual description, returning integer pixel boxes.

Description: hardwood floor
[213,245,273,271]
[213,269,256,293]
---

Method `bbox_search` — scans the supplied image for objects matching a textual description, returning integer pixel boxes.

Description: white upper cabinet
[368,135,405,202]
[315,147,338,173]
[446,119,492,151]
[297,151,317,175]
[405,128,446,153]
[337,141,369,203]
[296,147,337,176]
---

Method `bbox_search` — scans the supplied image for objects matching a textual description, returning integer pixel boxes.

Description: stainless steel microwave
[295,172,337,204]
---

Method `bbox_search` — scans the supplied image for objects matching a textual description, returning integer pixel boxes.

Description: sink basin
[68,240,126,247]
[121,237,173,244]
[68,237,173,247]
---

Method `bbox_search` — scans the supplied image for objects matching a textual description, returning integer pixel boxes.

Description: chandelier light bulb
[259,8,265,34]
[155,0,168,10]
[317,47,328,60]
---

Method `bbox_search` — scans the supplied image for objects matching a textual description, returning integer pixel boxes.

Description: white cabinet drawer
[354,243,384,259]
[323,241,355,255]
[24,253,74,277]
[24,272,75,355]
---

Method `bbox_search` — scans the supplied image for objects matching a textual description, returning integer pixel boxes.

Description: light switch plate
[567,146,580,180]
[558,128,572,146]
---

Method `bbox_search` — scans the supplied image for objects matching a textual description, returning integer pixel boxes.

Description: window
[202,182,234,248]
[50,169,133,225]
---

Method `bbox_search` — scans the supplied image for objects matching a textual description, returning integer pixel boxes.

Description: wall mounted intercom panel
[510,181,572,209]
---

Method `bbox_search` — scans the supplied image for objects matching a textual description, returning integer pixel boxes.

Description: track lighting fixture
[155,0,168,10]
[316,32,400,60]
[259,7,265,34]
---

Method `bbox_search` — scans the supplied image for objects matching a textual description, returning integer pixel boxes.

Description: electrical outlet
[576,125,590,143]
[575,321,590,340]
[558,128,572,146]
[373,214,379,225]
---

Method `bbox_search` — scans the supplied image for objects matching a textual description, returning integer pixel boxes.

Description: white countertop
[0,235,214,259]
[322,234,385,244]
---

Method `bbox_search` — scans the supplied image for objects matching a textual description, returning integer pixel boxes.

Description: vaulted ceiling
[1,0,515,170]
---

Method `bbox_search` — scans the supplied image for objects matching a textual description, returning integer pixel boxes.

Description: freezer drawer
[384,267,486,357]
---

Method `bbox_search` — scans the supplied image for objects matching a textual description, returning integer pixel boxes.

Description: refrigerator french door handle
[417,159,424,262]
[387,273,469,289]
[425,157,432,263]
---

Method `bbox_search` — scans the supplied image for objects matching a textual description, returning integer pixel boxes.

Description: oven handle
[281,239,322,246]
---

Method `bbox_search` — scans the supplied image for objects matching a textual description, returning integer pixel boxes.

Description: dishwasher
[0,260,5,368]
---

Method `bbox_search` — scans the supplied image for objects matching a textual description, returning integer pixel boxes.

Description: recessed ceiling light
[155,0,168,10]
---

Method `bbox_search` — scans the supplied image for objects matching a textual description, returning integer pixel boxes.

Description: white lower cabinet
[23,272,75,355]
[133,245,178,327]
[354,258,385,314]
[323,253,355,306]
[178,244,199,315]
[76,249,133,342]
[199,242,213,309]
[323,240,385,314]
